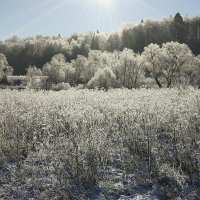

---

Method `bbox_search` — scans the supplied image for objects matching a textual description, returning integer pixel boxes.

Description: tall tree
[161,42,193,87]
[141,44,163,88]
[42,54,74,84]
[174,13,187,43]
[0,53,13,77]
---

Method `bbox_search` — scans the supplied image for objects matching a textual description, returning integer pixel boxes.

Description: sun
[86,0,114,9]
[98,0,113,7]
[85,0,115,29]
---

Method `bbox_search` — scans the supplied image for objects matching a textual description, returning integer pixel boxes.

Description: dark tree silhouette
[174,13,187,43]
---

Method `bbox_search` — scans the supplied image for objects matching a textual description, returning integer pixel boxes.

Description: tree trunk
[155,76,162,88]
[123,64,127,87]
[167,81,172,88]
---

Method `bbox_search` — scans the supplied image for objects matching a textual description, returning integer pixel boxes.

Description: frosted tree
[80,50,103,84]
[196,55,200,87]
[26,66,43,78]
[43,55,63,83]
[114,49,143,88]
[141,44,163,88]
[131,55,145,88]
[118,48,135,87]
[161,42,193,87]
[186,55,200,87]
[0,53,13,77]
[61,63,75,84]
[26,66,43,89]
[72,55,88,84]
[87,67,118,90]
[42,54,74,84]
[0,53,13,85]
[106,32,121,52]
[91,33,100,50]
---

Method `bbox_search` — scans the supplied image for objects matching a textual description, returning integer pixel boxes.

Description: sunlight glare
[98,0,113,7]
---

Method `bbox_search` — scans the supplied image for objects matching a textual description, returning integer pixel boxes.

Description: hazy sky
[0,0,199,40]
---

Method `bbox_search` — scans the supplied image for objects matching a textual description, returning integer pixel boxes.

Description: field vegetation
[0,88,200,199]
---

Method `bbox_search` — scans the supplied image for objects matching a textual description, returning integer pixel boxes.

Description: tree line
[1,41,200,90]
[0,13,199,76]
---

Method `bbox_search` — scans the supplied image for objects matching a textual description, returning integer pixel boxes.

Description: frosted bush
[52,82,71,91]
[87,67,118,90]
[27,77,45,90]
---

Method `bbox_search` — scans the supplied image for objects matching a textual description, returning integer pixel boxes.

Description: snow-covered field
[0,88,200,199]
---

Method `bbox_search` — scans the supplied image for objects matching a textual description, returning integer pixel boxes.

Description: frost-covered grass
[0,88,200,199]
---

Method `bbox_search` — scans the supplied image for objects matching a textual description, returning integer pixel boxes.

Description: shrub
[51,82,71,91]
[87,67,118,90]
[27,77,44,90]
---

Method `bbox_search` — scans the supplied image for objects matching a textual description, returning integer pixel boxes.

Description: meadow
[0,88,200,199]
